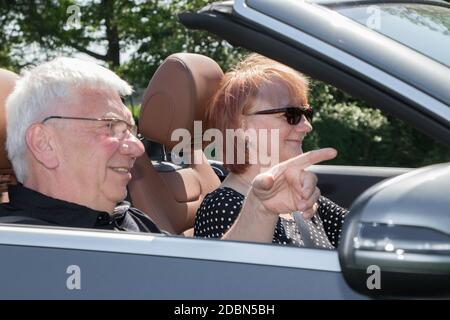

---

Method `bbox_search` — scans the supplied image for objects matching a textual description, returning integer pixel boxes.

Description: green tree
[0,0,247,88]
[0,1,20,72]
[304,80,450,167]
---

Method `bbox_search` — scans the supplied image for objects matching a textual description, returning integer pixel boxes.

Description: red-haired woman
[195,54,348,249]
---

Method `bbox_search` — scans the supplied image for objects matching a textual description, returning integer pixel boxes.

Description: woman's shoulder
[203,186,245,204]
[196,186,245,219]
[195,186,245,237]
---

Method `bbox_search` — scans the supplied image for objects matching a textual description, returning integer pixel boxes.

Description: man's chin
[109,188,128,205]
[119,189,128,203]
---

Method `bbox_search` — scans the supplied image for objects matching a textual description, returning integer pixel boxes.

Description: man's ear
[25,124,59,169]
[240,116,247,130]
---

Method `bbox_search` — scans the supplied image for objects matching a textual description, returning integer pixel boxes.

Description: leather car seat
[128,53,223,235]
[0,68,18,202]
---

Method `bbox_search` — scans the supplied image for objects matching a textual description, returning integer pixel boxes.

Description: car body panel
[356,163,450,233]
[0,224,364,299]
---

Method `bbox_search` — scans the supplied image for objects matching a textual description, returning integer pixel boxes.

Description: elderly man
[0,57,336,242]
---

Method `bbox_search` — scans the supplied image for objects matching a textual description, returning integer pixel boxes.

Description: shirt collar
[7,184,127,229]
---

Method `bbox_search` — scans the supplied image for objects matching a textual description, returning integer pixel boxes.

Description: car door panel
[208,161,410,207]
[0,244,365,299]
[0,225,365,299]
[309,165,411,207]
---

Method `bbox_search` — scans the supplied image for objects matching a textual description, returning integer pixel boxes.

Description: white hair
[5,57,133,183]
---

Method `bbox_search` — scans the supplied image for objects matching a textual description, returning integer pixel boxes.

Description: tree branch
[67,42,107,61]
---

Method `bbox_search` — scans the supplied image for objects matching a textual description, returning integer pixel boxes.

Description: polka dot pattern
[316,196,348,247]
[194,187,349,248]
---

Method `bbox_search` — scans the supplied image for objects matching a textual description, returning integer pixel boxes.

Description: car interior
[0,68,18,203]
[126,52,413,237]
[0,52,413,238]
[127,53,223,236]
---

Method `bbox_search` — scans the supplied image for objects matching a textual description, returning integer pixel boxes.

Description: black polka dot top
[194,187,348,249]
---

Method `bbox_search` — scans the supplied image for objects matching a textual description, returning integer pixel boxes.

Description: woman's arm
[222,148,337,242]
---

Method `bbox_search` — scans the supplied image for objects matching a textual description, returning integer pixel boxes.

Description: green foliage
[116,0,248,88]
[0,0,247,88]
[304,80,450,167]
[127,104,141,122]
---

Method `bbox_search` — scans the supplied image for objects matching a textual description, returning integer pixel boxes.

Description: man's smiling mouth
[110,167,131,174]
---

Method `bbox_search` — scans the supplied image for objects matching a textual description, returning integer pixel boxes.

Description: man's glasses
[247,105,313,125]
[41,116,140,140]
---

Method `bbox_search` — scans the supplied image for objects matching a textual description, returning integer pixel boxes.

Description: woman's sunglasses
[248,105,313,125]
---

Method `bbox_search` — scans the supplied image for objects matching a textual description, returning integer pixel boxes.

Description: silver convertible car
[0,0,449,299]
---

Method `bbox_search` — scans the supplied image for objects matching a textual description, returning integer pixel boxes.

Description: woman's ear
[25,124,59,169]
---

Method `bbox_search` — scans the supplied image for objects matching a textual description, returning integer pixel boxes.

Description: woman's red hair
[205,54,309,174]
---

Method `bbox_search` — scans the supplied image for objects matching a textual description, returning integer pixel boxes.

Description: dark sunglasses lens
[285,108,313,125]
[286,112,301,125]
[284,108,302,125]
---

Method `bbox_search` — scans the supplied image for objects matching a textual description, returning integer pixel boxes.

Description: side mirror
[339,164,450,298]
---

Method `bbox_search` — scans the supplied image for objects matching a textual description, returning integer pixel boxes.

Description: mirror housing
[339,164,450,298]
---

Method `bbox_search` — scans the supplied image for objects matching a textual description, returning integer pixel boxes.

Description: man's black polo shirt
[0,184,162,233]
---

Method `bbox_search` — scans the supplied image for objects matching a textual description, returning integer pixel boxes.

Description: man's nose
[119,134,145,157]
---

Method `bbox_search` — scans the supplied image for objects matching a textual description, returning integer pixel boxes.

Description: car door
[179,0,450,206]
[207,161,410,208]
[0,224,365,299]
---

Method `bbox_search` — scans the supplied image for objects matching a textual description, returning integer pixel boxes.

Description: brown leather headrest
[0,68,18,175]
[139,53,223,149]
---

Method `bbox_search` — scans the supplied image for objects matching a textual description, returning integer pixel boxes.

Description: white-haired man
[0,57,336,242]
[0,57,159,231]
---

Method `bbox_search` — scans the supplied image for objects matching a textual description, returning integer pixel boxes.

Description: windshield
[335,3,450,67]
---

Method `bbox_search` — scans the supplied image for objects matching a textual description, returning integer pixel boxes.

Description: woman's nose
[294,116,313,133]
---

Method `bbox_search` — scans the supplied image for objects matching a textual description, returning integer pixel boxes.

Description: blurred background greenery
[1,0,449,167]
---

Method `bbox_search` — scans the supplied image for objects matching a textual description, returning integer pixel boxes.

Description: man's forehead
[76,87,133,122]
[103,110,134,124]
